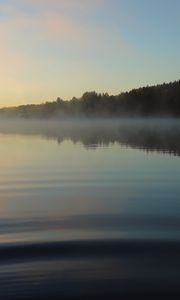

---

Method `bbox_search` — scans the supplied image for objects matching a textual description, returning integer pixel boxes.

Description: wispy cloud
[0,0,131,106]
[0,0,125,49]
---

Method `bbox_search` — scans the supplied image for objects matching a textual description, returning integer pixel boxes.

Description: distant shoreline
[1,80,180,118]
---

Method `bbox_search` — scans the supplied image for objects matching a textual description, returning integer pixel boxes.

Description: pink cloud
[0,0,128,53]
[0,4,89,46]
[19,0,105,13]
[0,0,131,106]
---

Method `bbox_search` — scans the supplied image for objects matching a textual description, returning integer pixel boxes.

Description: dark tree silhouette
[1,80,180,118]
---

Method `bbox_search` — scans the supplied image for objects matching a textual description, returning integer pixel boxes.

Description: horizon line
[1,78,179,110]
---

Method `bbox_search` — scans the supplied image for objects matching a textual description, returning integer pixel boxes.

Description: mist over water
[0,118,180,298]
[1,118,180,155]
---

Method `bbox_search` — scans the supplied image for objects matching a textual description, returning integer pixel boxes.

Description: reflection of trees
[54,122,180,156]
[0,119,180,156]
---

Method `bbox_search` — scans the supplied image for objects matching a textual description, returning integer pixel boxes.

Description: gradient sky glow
[0,0,180,107]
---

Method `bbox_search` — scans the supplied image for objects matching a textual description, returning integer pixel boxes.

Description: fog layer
[0,118,180,156]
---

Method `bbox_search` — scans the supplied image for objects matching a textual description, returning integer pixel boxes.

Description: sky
[0,0,180,107]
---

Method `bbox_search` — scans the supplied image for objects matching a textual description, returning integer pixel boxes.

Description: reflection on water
[1,118,180,155]
[0,119,180,298]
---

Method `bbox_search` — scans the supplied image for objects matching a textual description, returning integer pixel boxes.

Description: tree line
[1,80,180,118]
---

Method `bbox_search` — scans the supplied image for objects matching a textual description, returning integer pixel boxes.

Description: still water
[0,120,180,299]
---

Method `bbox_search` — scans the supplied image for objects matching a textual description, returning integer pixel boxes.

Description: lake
[0,119,180,299]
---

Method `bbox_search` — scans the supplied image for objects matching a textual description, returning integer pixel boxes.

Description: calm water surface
[0,120,180,299]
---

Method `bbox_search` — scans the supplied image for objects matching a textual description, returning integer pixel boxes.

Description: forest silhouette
[1,80,180,118]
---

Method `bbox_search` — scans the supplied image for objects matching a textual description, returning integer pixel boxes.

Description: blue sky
[0,0,180,106]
